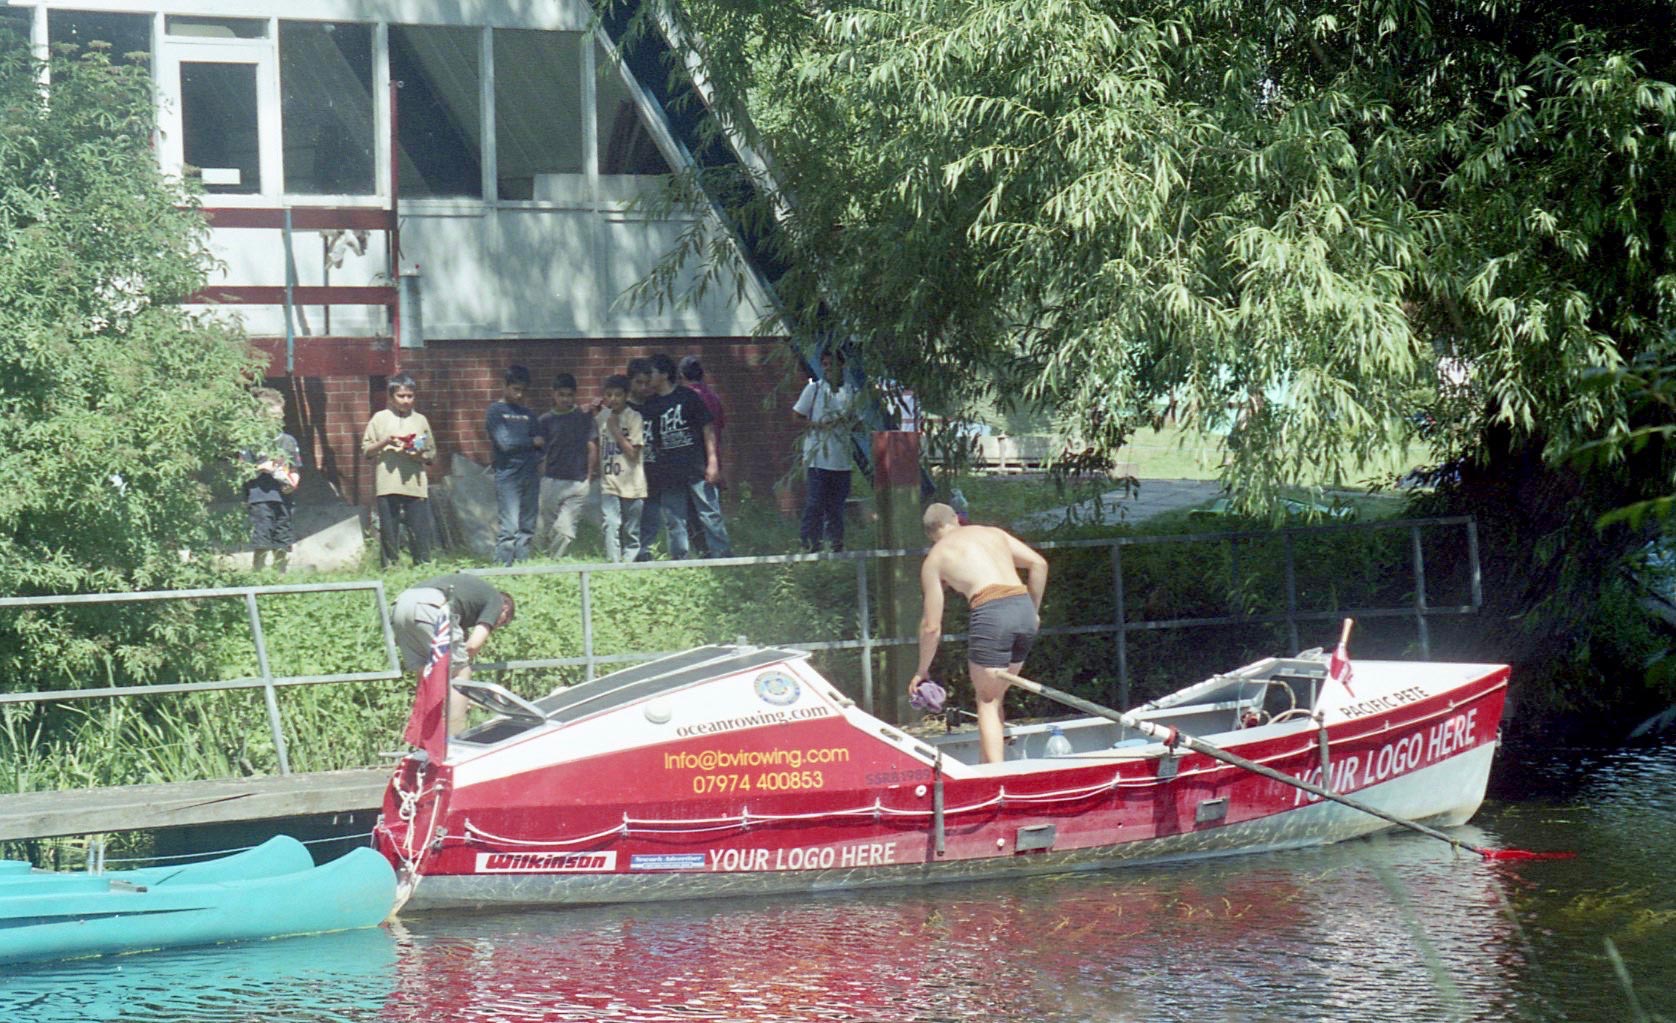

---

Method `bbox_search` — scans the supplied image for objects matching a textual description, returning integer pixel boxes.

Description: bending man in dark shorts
[908,503,1048,763]
[392,573,516,736]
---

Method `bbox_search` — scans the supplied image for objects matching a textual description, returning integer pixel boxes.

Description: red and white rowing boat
[373,643,1508,910]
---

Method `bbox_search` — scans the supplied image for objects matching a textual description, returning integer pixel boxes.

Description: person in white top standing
[792,348,857,552]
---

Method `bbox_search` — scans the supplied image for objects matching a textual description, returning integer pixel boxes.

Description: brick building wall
[258,337,804,511]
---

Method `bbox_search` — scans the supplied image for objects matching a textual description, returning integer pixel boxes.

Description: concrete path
[1012,478,1225,532]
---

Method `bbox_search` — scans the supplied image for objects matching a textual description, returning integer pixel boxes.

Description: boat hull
[0,845,396,965]
[405,740,1496,909]
[378,647,1509,912]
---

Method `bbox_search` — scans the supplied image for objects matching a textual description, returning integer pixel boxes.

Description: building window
[48,10,152,68]
[164,16,267,40]
[390,24,481,199]
[280,22,375,195]
[596,44,671,177]
[180,62,262,194]
[494,29,583,200]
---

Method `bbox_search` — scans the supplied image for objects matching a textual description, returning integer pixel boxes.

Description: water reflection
[383,835,1531,1023]
[0,927,396,1023]
[3,746,1671,1023]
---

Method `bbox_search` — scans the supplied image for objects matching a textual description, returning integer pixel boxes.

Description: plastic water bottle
[1044,725,1073,758]
[950,488,970,523]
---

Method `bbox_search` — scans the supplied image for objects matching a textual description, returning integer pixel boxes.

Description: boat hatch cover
[537,645,810,726]
[455,680,546,721]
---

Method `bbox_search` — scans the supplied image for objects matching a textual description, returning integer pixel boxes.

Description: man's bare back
[923,523,1041,601]
[910,503,1048,764]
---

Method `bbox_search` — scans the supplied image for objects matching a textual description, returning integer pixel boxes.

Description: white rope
[464,818,628,847]
[455,771,1118,850]
[998,775,1120,803]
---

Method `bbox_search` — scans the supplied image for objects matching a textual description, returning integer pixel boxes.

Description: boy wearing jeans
[537,372,593,559]
[595,375,646,562]
[486,365,543,565]
[643,352,730,559]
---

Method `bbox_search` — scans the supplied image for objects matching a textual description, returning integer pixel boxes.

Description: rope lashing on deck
[455,771,1129,851]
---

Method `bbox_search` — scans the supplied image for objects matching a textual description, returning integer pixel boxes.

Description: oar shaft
[994,670,1479,855]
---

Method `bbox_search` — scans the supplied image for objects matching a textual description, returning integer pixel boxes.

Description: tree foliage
[626,0,1675,496]
[0,40,269,683]
[615,0,1676,727]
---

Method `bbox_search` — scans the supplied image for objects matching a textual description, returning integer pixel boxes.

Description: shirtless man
[908,503,1048,763]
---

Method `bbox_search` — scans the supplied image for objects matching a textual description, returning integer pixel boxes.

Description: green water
[1,745,1671,1022]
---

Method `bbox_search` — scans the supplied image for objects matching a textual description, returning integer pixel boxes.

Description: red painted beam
[187,285,399,307]
[247,336,397,377]
[195,206,396,231]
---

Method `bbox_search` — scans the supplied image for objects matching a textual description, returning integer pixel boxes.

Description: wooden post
[872,431,922,726]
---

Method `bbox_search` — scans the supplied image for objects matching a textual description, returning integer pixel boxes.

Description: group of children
[247,355,736,571]
[485,354,732,566]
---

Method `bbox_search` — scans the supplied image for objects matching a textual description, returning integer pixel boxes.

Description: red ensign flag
[1327,619,1355,697]
[402,611,451,761]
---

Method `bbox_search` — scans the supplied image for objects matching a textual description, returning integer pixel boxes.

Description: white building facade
[3,0,791,501]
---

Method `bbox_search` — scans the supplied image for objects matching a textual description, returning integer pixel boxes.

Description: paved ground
[1014,477,1225,531]
[258,472,1229,570]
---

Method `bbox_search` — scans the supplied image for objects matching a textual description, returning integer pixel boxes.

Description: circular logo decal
[753,670,801,707]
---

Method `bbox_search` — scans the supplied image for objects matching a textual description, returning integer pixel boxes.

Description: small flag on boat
[1328,618,1355,697]
[402,609,452,761]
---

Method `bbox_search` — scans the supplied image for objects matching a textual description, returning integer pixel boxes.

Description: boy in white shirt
[792,348,856,552]
[594,374,647,562]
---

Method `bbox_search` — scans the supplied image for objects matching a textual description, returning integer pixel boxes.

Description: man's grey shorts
[392,587,467,674]
[967,593,1038,668]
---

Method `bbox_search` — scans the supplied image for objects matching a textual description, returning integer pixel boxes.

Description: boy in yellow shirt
[362,373,436,567]
[594,374,647,562]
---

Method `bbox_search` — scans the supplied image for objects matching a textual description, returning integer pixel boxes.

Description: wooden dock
[0,769,390,842]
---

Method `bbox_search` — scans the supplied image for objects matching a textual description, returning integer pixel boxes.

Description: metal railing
[0,515,1479,774]
[0,581,402,775]
[474,514,1479,711]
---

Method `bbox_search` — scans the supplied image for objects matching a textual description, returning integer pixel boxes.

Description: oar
[994,669,1572,862]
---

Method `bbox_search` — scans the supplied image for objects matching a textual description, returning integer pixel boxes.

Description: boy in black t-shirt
[643,353,731,559]
[536,372,593,558]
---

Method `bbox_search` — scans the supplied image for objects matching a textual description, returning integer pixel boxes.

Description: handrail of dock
[0,768,391,843]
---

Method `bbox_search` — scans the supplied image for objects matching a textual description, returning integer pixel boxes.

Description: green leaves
[0,44,269,687]
[623,0,1676,523]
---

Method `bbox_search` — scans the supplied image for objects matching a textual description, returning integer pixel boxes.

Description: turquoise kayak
[0,834,315,894]
[0,837,395,964]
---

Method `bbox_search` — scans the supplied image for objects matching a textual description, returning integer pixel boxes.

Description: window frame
[158,34,282,200]
[32,7,682,211]
[277,19,381,198]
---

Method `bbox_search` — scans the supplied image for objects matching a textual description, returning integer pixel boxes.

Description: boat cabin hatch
[454,645,812,747]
